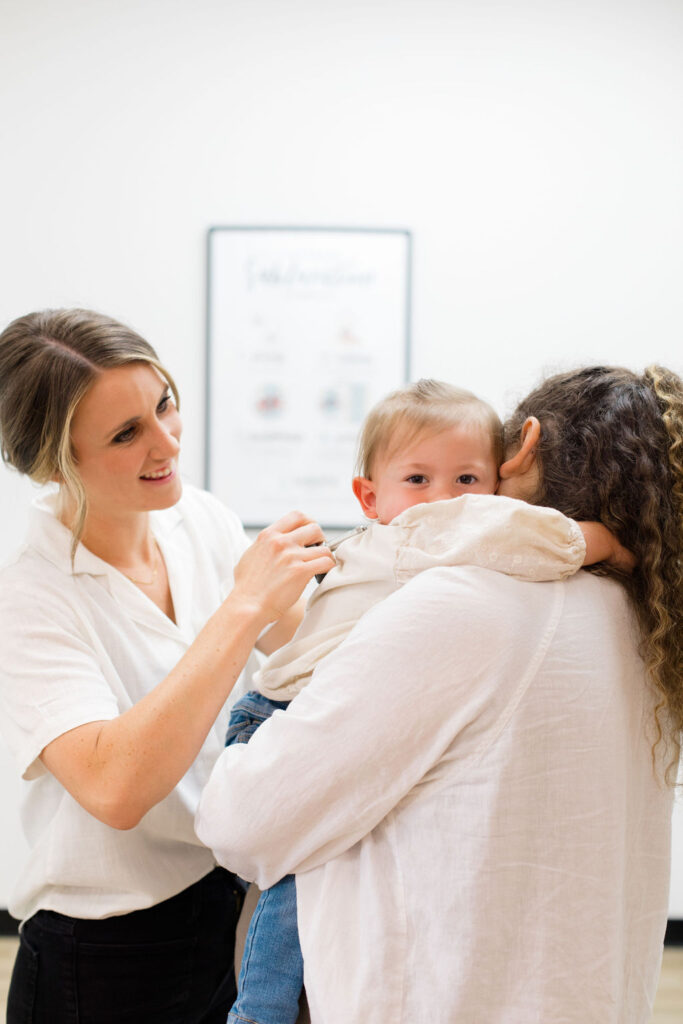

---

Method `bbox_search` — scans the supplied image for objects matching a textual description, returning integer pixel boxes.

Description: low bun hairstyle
[0,309,179,554]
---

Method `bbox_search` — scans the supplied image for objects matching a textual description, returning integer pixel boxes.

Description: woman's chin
[139,470,183,509]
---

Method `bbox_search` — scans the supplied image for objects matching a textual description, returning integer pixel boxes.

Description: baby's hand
[579,522,636,572]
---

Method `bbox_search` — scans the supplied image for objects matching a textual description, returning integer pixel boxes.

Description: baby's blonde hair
[356,379,503,478]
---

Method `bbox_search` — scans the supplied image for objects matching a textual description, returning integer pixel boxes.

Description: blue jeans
[226,691,304,1024]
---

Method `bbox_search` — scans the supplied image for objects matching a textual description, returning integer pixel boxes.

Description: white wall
[1,0,682,914]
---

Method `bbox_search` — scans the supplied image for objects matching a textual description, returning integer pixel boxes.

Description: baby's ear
[352,477,379,519]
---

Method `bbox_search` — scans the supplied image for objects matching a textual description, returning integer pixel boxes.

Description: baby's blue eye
[457,474,477,485]
[407,475,427,484]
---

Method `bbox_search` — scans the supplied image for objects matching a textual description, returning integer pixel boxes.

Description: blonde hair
[0,309,179,556]
[356,379,503,478]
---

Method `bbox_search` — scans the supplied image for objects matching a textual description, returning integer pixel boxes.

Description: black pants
[7,867,245,1024]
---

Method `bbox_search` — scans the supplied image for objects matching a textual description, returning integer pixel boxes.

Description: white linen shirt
[197,567,674,1024]
[256,495,586,699]
[0,484,254,924]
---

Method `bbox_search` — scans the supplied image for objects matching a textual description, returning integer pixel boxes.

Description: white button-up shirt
[197,566,673,1024]
[0,484,253,923]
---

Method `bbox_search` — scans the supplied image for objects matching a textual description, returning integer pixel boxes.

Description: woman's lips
[140,465,176,482]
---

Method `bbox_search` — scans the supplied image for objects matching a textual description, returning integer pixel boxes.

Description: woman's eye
[157,394,171,413]
[112,426,136,444]
[407,475,427,484]
[457,474,477,485]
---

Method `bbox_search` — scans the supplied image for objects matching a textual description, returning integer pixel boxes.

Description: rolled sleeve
[0,581,119,779]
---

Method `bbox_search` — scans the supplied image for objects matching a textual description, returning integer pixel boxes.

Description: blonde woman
[0,309,334,1024]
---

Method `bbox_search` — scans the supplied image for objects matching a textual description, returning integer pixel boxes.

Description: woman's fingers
[233,512,336,623]
[261,511,327,547]
[255,518,331,564]
[264,509,321,533]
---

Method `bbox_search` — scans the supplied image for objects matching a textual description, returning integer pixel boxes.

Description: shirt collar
[27,485,183,579]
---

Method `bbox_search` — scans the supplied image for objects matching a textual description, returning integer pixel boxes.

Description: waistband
[27,867,239,942]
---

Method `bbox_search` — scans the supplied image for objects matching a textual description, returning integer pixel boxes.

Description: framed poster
[206,226,412,528]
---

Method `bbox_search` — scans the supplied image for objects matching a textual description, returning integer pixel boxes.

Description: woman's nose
[150,423,181,459]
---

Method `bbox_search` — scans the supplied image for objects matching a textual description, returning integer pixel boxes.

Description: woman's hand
[233,511,336,625]
[40,512,334,832]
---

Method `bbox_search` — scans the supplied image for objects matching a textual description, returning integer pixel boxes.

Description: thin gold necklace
[122,546,159,587]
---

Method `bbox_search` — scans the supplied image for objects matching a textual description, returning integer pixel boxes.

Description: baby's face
[355,423,499,525]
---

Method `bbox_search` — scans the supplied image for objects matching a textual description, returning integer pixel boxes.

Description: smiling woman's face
[68,362,183,522]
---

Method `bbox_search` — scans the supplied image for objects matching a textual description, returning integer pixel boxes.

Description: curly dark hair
[505,365,683,780]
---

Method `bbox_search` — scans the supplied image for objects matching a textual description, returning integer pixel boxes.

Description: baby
[224,379,626,1024]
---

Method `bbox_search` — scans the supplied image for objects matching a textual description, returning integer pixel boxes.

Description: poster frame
[205,224,412,528]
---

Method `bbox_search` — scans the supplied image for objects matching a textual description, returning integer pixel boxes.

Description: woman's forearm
[40,512,335,830]
[41,592,270,829]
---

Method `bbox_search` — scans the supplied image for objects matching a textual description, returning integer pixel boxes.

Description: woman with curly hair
[503,365,683,780]
[198,364,683,1024]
